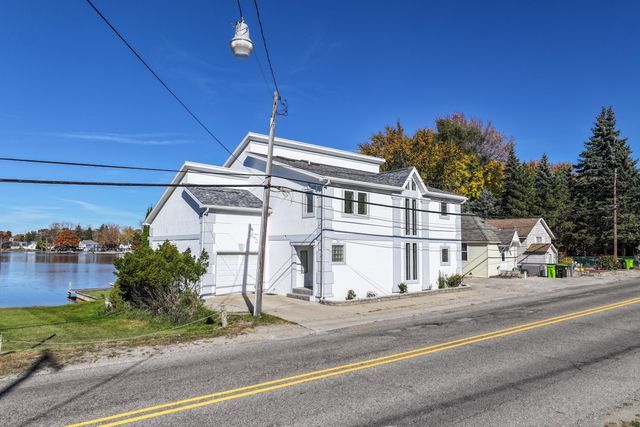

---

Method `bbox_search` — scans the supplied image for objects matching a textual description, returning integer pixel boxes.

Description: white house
[461,215,520,277]
[79,240,100,252]
[485,217,558,275]
[146,132,466,301]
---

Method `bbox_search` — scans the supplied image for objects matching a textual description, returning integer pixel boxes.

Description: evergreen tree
[532,154,555,216]
[574,106,640,255]
[548,164,575,253]
[465,188,502,218]
[501,144,530,217]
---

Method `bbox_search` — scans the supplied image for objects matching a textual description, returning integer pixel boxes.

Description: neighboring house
[79,240,100,252]
[26,242,37,250]
[119,243,132,252]
[461,215,520,277]
[485,218,558,273]
[10,241,28,250]
[146,132,467,301]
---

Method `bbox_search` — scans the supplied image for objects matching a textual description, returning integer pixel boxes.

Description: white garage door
[215,253,258,295]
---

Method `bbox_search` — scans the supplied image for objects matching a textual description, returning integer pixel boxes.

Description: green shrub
[446,274,463,288]
[346,289,356,300]
[437,274,447,289]
[113,241,209,323]
[596,255,618,270]
[398,282,408,293]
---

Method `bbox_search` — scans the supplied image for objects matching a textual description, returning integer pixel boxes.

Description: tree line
[10,223,143,251]
[359,107,639,256]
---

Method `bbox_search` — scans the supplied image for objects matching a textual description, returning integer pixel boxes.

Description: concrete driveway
[206,270,640,332]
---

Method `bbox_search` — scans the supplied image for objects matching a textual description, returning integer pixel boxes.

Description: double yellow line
[68,295,640,427]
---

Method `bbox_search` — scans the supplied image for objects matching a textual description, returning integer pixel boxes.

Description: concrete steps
[286,287,313,301]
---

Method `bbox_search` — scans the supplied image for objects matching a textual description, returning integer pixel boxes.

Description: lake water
[0,252,119,308]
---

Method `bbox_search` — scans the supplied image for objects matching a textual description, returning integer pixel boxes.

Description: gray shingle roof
[461,215,501,243]
[271,156,413,187]
[187,187,262,208]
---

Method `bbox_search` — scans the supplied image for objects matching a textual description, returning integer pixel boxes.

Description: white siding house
[146,133,466,301]
[485,217,558,276]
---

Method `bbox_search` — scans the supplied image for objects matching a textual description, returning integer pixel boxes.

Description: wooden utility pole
[254,90,279,317]
[613,167,618,259]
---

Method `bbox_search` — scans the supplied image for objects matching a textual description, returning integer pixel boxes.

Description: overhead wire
[84,0,233,155]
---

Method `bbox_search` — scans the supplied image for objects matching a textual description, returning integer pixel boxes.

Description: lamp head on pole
[230,18,254,59]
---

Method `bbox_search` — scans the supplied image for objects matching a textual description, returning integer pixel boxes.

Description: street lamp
[230,16,278,317]
[230,18,254,58]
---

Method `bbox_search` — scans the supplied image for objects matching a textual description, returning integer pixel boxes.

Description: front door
[297,247,313,289]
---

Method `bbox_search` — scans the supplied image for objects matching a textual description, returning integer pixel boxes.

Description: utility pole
[254,90,279,317]
[613,167,618,259]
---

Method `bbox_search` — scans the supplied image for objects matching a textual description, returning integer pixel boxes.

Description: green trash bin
[546,264,556,278]
[624,258,634,270]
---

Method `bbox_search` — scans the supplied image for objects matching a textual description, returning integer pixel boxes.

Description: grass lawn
[0,301,283,376]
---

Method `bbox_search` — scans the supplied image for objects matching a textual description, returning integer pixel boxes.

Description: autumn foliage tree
[359,114,509,201]
[53,230,80,249]
[95,224,121,250]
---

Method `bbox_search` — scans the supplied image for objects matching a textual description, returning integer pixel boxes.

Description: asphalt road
[2,280,640,426]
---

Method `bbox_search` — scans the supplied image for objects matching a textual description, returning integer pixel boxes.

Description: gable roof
[186,187,262,209]
[485,217,555,240]
[524,243,556,254]
[249,153,465,201]
[461,215,501,243]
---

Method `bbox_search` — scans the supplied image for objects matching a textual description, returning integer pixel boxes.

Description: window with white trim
[441,247,449,264]
[501,250,506,261]
[303,192,314,217]
[344,190,367,215]
[536,236,542,243]
[461,243,468,261]
[404,198,417,236]
[405,242,418,281]
[440,202,448,216]
[332,245,345,263]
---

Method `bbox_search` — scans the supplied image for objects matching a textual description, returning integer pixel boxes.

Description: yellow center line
[67,295,640,427]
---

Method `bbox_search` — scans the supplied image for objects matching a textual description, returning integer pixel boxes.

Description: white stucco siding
[428,241,460,288]
[330,240,394,300]
[265,241,296,295]
[210,213,261,253]
[426,200,459,241]
[331,188,395,237]
[149,188,201,246]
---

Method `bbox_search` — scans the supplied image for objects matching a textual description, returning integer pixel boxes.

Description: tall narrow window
[441,247,449,264]
[357,192,367,215]
[404,198,417,236]
[303,192,314,216]
[344,191,354,214]
[412,242,418,279]
[405,242,418,281]
[412,199,417,235]
[461,243,468,261]
[501,250,506,262]
[440,202,448,216]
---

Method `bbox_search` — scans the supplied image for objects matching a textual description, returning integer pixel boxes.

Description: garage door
[215,253,258,295]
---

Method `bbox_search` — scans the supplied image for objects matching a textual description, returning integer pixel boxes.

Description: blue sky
[1,0,639,233]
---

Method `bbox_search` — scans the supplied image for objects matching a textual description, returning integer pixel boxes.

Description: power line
[251,0,286,115]
[0,178,264,188]
[0,156,266,178]
[84,0,233,155]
